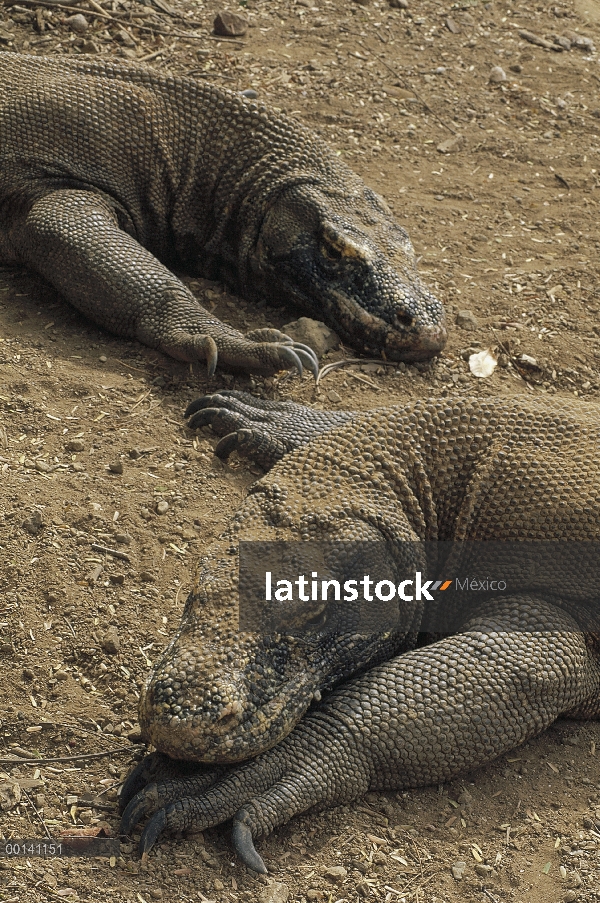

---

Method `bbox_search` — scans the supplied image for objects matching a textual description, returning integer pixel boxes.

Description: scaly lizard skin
[0,53,446,376]
[120,392,600,872]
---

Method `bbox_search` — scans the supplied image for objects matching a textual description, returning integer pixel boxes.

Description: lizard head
[251,183,447,361]
[138,494,420,764]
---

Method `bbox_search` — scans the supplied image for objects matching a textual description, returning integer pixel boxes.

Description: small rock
[109,461,124,475]
[129,447,141,459]
[259,883,289,903]
[148,891,163,900]
[489,65,506,83]
[80,40,100,53]
[115,27,136,46]
[554,35,571,50]
[114,533,132,544]
[564,31,595,52]
[356,883,370,899]
[457,789,474,808]
[213,10,248,36]
[445,16,460,33]
[156,500,169,515]
[65,13,88,32]
[86,564,103,586]
[306,892,321,902]
[475,863,492,877]
[327,390,342,404]
[152,375,166,388]
[0,782,21,811]
[109,574,125,585]
[282,317,340,358]
[456,309,479,330]
[35,459,52,473]
[72,462,86,472]
[564,892,578,903]
[213,879,225,892]
[451,861,467,880]
[22,511,44,535]
[66,438,85,452]
[510,63,523,73]
[388,0,408,7]
[240,88,258,98]
[99,354,107,362]
[437,135,465,154]
[65,13,90,34]
[100,627,120,655]
[324,866,347,882]
[127,726,142,743]
[139,570,156,583]
[54,670,69,681]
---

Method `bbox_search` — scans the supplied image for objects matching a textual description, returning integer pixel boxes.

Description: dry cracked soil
[1,0,600,901]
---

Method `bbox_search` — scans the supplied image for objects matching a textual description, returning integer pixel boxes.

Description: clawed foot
[184,390,353,468]
[162,327,319,380]
[119,712,368,874]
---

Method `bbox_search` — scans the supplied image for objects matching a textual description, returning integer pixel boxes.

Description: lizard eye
[320,223,370,264]
[321,239,343,262]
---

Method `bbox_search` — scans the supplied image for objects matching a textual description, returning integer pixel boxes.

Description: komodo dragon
[119,391,600,873]
[0,53,446,376]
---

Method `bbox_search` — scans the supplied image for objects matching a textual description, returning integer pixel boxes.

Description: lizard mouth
[325,285,448,362]
[139,662,318,764]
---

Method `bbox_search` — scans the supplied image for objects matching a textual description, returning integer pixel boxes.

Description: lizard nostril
[394,312,413,328]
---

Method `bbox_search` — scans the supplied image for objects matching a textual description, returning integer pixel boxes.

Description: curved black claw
[288,344,319,380]
[121,784,160,835]
[139,807,167,855]
[185,406,232,432]
[214,430,250,460]
[277,345,304,377]
[232,811,267,874]
[287,342,320,377]
[119,753,205,813]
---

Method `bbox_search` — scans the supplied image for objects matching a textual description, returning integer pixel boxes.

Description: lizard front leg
[8,189,318,377]
[185,390,355,468]
[121,595,600,873]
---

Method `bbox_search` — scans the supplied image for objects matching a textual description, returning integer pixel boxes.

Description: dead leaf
[469,348,498,378]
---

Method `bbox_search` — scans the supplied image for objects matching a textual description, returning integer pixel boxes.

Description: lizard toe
[214,430,249,460]
[276,345,304,376]
[232,812,267,874]
[162,330,219,375]
[121,783,161,835]
[139,807,167,855]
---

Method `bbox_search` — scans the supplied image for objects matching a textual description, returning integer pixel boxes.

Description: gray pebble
[489,65,507,83]
[65,13,88,33]
[66,438,85,452]
[451,861,467,880]
[456,309,479,330]
[109,461,124,474]
[324,866,347,881]
[156,500,169,515]
[22,511,44,535]
[259,883,290,903]
[282,316,340,357]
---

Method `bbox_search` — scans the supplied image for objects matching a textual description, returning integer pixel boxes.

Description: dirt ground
[1,0,600,900]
